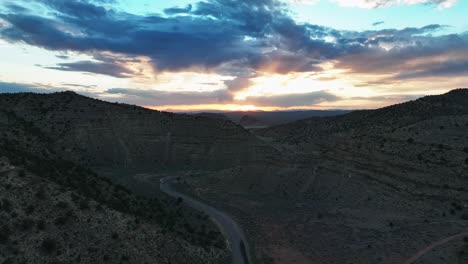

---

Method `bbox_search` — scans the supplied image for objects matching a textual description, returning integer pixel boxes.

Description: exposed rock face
[0,91,272,170]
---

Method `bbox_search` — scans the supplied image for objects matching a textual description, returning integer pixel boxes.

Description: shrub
[0,225,11,243]
[56,201,69,209]
[25,204,35,215]
[111,232,119,240]
[54,216,68,226]
[36,219,46,230]
[40,238,57,255]
[19,218,35,231]
[1,199,13,212]
[79,199,89,210]
[35,189,46,200]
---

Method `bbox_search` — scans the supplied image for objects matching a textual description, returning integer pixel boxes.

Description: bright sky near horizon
[0,0,467,111]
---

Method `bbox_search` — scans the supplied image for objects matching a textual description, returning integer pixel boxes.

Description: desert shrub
[1,198,13,212]
[40,238,57,254]
[35,189,46,200]
[0,225,11,243]
[19,217,35,231]
[36,219,46,230]
[25,204,35,215]
[56,201,69,209]
[54,215,69,226]
[111,232,119,240]
[79,199,89,210]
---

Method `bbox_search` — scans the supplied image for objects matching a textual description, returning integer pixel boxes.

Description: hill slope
[0,91,272,170]
[0,94,251,263]
[185,89,468,264]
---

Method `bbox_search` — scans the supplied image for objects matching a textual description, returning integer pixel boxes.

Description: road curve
[160,176,252,264]
[402,231,468,264]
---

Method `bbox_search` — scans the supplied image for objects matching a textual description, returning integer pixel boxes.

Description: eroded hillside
[183,89,468,264]
[0,103,229,263]
[0,91,273,170]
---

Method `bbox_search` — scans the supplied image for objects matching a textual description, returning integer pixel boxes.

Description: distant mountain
[192,109,350,128]
[238,115,268,129]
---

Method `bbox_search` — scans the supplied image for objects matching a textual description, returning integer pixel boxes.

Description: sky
[0,0,467,111]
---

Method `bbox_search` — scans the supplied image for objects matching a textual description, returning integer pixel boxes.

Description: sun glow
[146,104,265,112]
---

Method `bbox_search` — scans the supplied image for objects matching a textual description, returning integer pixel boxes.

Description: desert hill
[0,93,241,263]
[184,89,468,264]
[0,91,273,171]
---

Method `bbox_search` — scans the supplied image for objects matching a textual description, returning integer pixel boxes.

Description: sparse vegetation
[40,238,57,255]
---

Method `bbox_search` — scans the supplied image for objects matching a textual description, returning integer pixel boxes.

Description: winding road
[402,231,468,264]
[160,176,251,264]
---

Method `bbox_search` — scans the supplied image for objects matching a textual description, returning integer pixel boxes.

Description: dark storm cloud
[164,4,193,15]
[44,60,135,78]
[0,0,334,76]
[40,0,107,18]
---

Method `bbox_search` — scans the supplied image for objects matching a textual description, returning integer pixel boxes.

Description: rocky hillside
[0,91,272,170]
[0,105,229,263]
[259,89,468,143]
[0,159,229,264]
[185,89,468,264]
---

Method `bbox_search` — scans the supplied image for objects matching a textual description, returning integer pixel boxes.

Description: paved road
[160,177,251,264]
[403,231,468,264]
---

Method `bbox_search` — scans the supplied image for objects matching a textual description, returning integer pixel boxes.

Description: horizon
[1,0,468,111]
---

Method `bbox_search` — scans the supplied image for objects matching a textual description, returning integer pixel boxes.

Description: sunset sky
[1,0,467,111]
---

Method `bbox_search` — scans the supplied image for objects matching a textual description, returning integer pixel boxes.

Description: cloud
[225,76,254,92]
[0,0,338,78]
[330,0,459,9]
[389,59,468,80]
[288,0,320,4]
[0,0,467,105]
[105,88,231,106]
[334,32,468,79]
[44,60,135,78]
[164,4,193,15]
[0,82,63,93]
[243,90,339,107]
